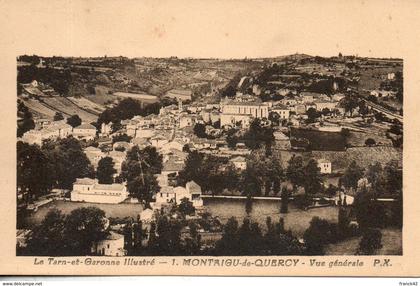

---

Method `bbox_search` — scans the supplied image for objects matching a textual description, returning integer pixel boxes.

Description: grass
[290,128,346,151]
[26,200,144,227]
[324,228,402,255]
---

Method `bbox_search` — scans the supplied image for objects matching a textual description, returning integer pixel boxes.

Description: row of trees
[20,207,108,256]
[96,97,177,129]
[340,160,402,196]
[17,100,35,137]
[17,65,72,96]
[118,146,162,205]
[17,138,94,202]
[226,119,275,153]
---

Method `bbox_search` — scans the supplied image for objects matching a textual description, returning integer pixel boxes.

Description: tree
[303,217,333,255]
[302,159,323,195]
[53,112,64,121]
[243,119,274,150]
[151,215,183,255]
[286,155,305,191]
[358,101,369,116]
[321,108,331,116]
[42,137,95,189]
[353,186,385,229]
[365,162,386,194]
[193,123,207,138]
[341,161,364,190]
[268,111,280,126]
[127,172,159,205]
[356,228,382,255]
[25,209,66,256]
[384,160,402,194]
[226,129,239,149]
[97,157,116,184]
[64,207,108,255]
[341,95,359,116]
[215,217,240,255]
[177,151,204,186]
[66,115,82,128]
[121,146,163,181]
[17,100,35,137]
[365,138,376,146]
[245,149,284,196]
[280,188,289,213]
[306,107,320,123]
[17,142,54,203]
[112,133,132,143]
[178,198,195,216]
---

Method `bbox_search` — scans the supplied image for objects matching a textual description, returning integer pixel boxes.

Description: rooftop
[75,123,97,130]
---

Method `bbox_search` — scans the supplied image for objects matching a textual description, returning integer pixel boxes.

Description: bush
[356,228,382,255]
[365,138,376,146]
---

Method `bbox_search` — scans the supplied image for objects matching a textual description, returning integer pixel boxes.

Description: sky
[1,0,419,59]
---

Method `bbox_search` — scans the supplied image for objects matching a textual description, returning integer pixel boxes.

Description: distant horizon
[17,53,403,61]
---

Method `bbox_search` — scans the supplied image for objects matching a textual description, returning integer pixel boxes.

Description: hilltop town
[16,53,403,257]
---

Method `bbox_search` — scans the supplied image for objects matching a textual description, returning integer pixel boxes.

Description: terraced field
[68,96,105,114]
[23,98,57,119]
[41,97,98,122]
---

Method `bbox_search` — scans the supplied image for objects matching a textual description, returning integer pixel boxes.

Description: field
[26,200,144,227]
[346,130,393,147]
[23,98,57,119]
[67,96,106,114]
[311,146,402,172]
[324,228,402,255]
[279,146,402,173]
[357,66,402,91]
[41,97,98,122]
[290,128,346,151]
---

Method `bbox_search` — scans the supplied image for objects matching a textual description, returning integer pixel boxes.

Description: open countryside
[17,53,402,257]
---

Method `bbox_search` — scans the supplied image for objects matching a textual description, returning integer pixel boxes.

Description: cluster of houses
[21,120,96,145]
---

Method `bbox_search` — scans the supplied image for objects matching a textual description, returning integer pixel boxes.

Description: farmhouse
[73,123,97,140]
[71,178,129,204]
[166,89,192,102]
[155,181,203,207]
[230,156,247,170]
[22,120,72,145]
[317,159,332,174]
[270,104,290,119]
[91,231,126,256]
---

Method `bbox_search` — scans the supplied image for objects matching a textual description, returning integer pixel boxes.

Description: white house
[317,159,332,174]
[22,120,72,145]
[175,181,203,207]
[220,99,269,128]
[150,135,169,149]
[179,115,195,128]
[139,208,155,224]
[271,104,290,119]
[314,100,338,112]
[166,89,192,102]
[155,181,203,207]
[230,156,247,170]
[73,122,97,140]
[91,231,126,256]
[155,186,176,205]
[71,178,129,204]
[107,150,126,174]
[84,146,105,169]
[100,122,112,136]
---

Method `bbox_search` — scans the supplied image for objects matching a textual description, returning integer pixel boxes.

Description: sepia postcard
[0,0,420,277]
